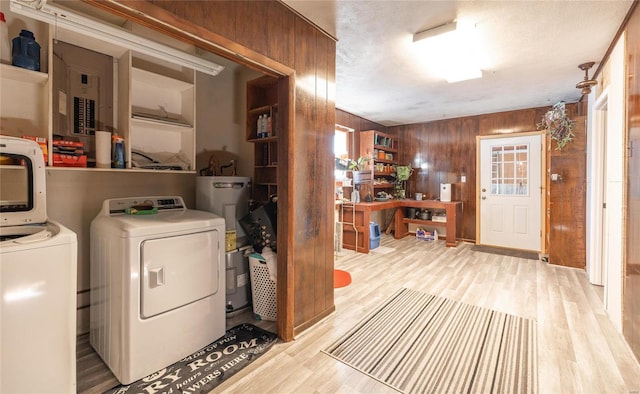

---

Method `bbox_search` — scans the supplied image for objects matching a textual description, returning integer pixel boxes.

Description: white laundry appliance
[0,136,78,393]
[90,196,226,384]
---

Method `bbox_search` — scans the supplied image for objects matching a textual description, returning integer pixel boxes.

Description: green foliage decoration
[537,101,575,150]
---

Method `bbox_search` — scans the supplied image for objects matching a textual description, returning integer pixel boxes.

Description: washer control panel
[105,196,186,215]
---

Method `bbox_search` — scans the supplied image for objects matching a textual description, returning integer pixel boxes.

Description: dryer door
[140,230,221,318]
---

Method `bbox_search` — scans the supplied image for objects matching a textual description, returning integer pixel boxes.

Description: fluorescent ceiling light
[413,21,457,43]
[9,0,224,76]
[412,20,483,83]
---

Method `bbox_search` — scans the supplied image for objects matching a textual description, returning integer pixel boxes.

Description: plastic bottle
[261,115,267,138]
[256,115,263,138]
[267,116,272,137]
[0,12,10,65]
[112,134,125,168]
[12,29,40,71]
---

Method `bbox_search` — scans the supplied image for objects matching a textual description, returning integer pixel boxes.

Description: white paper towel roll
[95,131,111,168]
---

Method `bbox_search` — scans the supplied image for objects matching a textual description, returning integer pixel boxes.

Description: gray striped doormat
[323,288,537,393]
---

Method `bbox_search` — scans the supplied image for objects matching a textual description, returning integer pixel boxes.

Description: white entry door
[478,133,543,251]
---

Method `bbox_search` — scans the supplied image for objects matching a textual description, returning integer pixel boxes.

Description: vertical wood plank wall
[338,106,587,268]
[291,15,337,334]
[386,104,585,268]
[548,115,587,268]
[336,109,388,133]
[336,108,389,157]
[85,0,336,340]
[624,1,640,363]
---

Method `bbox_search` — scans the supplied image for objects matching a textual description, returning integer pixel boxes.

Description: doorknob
[482,188,486,192]
[482,196,486,200]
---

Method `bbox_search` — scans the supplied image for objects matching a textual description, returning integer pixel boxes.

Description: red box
[53,153,87,167]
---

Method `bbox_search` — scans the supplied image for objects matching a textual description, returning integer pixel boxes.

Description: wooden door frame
[475,131,547,253]
[587,88,609,285]
[83,0,298,341]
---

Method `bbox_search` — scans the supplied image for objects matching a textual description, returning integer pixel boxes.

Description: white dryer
[90,196,225,384]
[0,136,78,393]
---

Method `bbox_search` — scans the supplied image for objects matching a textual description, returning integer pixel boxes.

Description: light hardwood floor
[78,235,640,393]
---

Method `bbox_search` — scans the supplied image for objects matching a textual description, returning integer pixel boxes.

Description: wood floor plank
[76,236,640,393]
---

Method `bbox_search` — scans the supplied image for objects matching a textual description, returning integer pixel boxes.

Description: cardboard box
[21,136,47,163]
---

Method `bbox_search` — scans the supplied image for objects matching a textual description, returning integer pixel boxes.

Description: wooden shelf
[248,104,277,114]
[247,136,278,143]
[354,130,399,199]
[373,158,396,165]
[247,75,279,203]
[374,144,398,153]
[402,218,447,226]
[374,183,395,189]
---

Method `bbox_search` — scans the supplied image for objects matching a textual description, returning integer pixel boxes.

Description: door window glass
[490,144,529,195]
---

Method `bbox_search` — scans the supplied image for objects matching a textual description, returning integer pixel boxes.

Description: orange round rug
[334,269,352,288]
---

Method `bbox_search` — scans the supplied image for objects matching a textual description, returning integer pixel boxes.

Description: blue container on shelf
[12,29,40,71]
[369,222,380,250]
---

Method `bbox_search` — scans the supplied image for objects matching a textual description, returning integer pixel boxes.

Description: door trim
[587,88,609,285]
[475,131,547,253]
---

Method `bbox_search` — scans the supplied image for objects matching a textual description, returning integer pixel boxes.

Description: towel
[260,247,277,282]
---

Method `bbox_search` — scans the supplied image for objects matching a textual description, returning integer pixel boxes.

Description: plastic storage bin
[248,253,277,321]
[369,222,380,250]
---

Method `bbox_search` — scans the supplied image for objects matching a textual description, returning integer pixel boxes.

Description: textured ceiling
[283,0,633,126]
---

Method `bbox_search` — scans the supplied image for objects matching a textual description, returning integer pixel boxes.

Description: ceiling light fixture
[412,20,482,83]
[576,62,597,95]
[413,21,457,43]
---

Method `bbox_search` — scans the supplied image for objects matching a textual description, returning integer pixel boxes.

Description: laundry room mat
[323,288,537,393]
[104,323,278,394]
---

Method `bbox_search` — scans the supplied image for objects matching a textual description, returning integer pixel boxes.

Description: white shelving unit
[127,58,196,170]
[2,0,221,173]
[0,1,51,157]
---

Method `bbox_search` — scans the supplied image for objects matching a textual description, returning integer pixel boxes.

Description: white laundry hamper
[248,252,277,321]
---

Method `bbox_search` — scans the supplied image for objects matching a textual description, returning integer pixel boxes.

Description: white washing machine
[0,136,78,393]
[90,196,226,384]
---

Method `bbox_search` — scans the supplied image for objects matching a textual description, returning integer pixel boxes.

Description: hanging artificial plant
[537,101,575,150]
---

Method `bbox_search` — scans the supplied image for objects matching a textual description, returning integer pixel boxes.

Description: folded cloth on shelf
[131,149,191,170]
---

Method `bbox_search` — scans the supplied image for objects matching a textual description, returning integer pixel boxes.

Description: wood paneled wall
[388,103,585,265]
[623,1,640,364]
[336,108,388,133]
[548,115,587,268]
[336,108,388,158]
[83,0,336,341]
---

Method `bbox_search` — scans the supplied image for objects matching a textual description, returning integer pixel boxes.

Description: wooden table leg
[445,204,457,247]
[394,208,409,239]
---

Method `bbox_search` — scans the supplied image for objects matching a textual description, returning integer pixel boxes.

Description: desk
[340,200,463,253]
